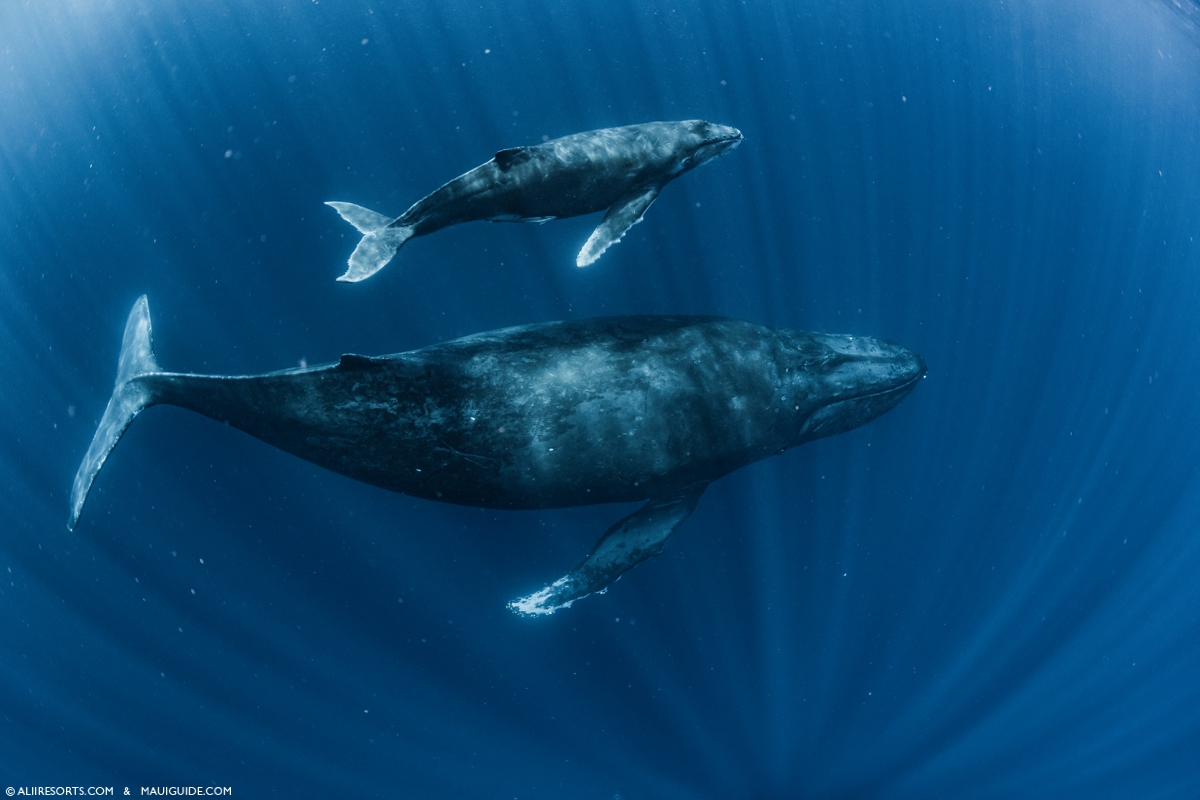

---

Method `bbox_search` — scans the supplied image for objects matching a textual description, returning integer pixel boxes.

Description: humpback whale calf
[326,120,743,282]
[70,297,923,615]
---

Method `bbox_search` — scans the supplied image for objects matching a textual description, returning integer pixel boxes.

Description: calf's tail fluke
[325,202,413,283]
[69,295,161,530]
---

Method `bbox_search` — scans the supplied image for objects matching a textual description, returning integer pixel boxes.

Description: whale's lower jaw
[796,373,924,445]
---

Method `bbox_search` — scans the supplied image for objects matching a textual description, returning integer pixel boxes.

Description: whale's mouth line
[865,369,925,399]
[701,130,743,148]
[822,368,926,407]
[793,368,924,442]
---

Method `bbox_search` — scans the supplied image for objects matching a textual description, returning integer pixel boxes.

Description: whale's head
[788,333,925,445]
[672,120,744,171]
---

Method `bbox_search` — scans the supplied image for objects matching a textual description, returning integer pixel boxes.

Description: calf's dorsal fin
[494,147,535,171]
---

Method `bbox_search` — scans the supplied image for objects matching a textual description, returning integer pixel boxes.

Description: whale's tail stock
[69,296,162,531]
[325,202,414,283]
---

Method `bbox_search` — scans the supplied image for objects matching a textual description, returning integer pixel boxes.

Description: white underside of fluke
[325,201,393,233]
[69,295,160,530]
[326,202,412,282]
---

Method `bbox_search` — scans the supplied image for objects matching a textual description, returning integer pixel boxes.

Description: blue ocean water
[3,0,1200,796]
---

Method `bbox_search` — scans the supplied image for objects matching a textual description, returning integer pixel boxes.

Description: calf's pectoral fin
[508,481,708,616]
[575,184,661,267]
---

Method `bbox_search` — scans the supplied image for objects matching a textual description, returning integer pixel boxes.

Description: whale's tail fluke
[325,202,413,283]
[69,296,162,530]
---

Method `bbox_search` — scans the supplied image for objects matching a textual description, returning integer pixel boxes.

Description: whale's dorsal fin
[576,184,661,267]
[337,353,384,370]
[494,147,535,171]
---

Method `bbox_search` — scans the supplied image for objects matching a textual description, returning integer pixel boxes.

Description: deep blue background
[3,0,1200,796]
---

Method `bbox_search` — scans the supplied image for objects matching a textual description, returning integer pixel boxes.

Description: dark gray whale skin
[70,298,924,615]
[326,120,744,281]
[396,121,740,233]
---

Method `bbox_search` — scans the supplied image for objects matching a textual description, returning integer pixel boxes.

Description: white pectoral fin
[575,184,661,267]
[507,482,708,616]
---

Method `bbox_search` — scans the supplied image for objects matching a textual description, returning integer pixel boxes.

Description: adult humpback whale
[70,298,923,615]
[326,120,743,282]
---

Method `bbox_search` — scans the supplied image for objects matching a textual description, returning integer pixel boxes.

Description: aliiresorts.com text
[6,788,231,797]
